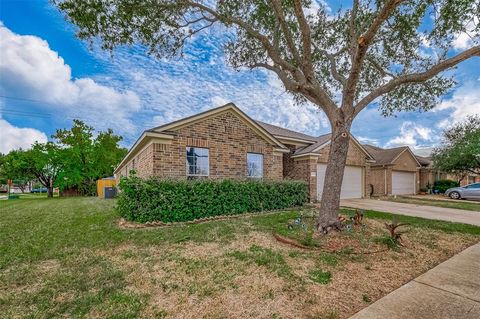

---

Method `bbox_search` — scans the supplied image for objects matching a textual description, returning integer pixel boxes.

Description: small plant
[384,219,409,246]
[309,269,332,284]
[300,229,316,247]
[362,294,372,303]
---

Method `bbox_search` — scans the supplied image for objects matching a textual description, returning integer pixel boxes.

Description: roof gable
[149,103,287,150]
[364,145,421,166]
[292,134,374,160]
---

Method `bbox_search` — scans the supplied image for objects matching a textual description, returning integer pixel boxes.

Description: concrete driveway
[341,198,480,226]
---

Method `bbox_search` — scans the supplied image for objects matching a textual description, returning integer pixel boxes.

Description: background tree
[0,149,35,193]
[57,0,480,231]
[93,129,128,179]
[433,116,480,181]
[54,120,127,195]
[24,142,64,198]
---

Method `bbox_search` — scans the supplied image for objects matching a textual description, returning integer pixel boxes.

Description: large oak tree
[56,0,480,231]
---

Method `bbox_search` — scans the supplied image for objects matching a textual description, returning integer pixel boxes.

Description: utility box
[97,177,116,198]
[104,186,117,199]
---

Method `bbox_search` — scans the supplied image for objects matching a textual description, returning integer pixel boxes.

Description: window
[466,183,480,189]
[247,153,263,178]
[186,147,209,176]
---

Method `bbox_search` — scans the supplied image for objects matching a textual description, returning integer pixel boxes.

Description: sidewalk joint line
[413,279,480,304]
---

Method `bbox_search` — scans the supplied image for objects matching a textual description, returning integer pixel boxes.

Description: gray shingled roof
[363,145,408,165]
[292,134,332,155]
[415,155,432,166]
[255,121,318,142]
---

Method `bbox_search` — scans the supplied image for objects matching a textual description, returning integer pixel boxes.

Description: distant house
[416,155,480,188]
[114,103,376,201]
[363,145,421,196]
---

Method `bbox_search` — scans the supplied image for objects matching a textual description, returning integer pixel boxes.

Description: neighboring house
[416,155,480,188]
[114,103,375,201]
[363,145,421,196]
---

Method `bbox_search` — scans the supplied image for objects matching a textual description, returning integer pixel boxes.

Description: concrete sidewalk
[349,242,480,319]
[341,198,480,226]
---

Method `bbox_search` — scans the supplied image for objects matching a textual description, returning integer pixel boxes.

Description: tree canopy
[433,116,480,177]
[57,0,480,120]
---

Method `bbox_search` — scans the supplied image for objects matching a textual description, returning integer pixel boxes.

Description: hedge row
[433,179,460,193]
[116,176,308,223]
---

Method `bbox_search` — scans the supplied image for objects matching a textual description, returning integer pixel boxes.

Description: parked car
[31,187,48,193]
[445,183,480,200]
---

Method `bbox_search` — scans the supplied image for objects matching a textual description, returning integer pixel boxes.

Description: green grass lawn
[382,196,480,212]
[1,197,478,318]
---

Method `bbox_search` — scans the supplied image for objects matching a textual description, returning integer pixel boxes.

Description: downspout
[384,167,387,196]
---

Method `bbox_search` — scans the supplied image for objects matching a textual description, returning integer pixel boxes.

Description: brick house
[114,103,376,201]
[416,155,480,188]
[363,145,421,196]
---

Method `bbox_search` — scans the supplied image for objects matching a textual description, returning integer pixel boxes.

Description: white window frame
[186,147,209,177]
[247,152,263,178]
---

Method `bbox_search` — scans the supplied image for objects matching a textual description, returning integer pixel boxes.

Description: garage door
[317,164,363,200]
[392,171,415,195]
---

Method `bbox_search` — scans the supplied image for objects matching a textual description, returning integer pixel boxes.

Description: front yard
[381,195,480,211]
[1,197,479,318]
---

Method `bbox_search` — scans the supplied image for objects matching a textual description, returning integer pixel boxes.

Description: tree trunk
[47,177,54,198]
[317,123,351,234]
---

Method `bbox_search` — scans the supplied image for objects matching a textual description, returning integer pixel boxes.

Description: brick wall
[148,110,283,180]
[392,150,418,172]
[283,144,298,178]
[290,157,317,201]
[315,140,367,166]
[368,166,390,196]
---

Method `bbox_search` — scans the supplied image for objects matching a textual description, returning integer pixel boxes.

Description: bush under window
[117,176,308,223]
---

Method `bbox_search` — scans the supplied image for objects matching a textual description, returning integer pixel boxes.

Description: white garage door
[317,164,363,200]
[392,171,415,195]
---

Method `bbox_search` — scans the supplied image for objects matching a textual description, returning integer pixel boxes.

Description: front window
[247,153,263,178]
[186,147,209,176]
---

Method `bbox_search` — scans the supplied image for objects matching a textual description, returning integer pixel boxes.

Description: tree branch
[269,0,302,66]
[185,1,338,121]
[185,1,297,74]
[292,0,314,78]
[349,0,359,59]
[354,45,480,116]
[344,0,404,110]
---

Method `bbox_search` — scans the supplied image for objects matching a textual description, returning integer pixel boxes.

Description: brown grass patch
[100,219,478,319]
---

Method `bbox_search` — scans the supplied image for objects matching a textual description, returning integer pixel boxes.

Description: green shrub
[433,179,459,193]
[116,176,308,223]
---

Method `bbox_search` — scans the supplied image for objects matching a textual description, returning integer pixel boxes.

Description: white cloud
[0,23,141,134]
[0,118,48,153]
[386,121,433,148]
[434,84,480,128]
[452,18,479,50]
[356,136,379,146]
[412,147,434,157]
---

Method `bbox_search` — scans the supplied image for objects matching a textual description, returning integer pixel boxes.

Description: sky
[0,0,479,156]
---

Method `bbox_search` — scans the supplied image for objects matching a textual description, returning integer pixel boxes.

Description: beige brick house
[416,155,480,188]
[363,145,421,196]
[114,103,376,201]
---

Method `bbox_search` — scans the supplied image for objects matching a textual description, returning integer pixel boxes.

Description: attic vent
[224,125,234,134]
